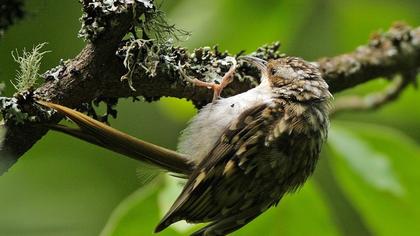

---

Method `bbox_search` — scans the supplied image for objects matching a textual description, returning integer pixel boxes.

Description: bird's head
[241,56,332,101]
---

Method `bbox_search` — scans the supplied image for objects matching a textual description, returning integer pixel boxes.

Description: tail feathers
[37,101,195,176]
[155,213,184,233]
[154,217,173,233]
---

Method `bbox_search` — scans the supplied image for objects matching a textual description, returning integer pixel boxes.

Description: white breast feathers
[177,80,273,163]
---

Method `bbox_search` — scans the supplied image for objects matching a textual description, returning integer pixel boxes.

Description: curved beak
[240,56,268,72]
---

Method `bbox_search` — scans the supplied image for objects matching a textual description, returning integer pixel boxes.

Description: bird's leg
[180,57,237,102]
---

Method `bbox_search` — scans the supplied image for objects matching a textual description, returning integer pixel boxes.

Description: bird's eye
[270,68,277,75]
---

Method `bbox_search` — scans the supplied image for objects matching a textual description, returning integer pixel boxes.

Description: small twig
[331,73,415,116]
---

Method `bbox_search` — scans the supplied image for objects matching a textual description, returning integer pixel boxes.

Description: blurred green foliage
[0,0,419,235]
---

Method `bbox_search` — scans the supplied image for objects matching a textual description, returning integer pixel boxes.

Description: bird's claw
[179,57,238,102]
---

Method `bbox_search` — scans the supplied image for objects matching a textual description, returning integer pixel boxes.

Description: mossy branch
[0,0,419,175]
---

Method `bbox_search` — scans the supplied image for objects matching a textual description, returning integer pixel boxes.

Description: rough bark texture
[0,0,419,175]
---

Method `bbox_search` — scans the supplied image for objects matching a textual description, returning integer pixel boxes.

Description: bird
[38,55,332,236]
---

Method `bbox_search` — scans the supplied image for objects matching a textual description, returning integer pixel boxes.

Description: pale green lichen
[119,38,188,90]
[79,0,155,41]
[11,43,49,93]
[117,38,281,99]
[119,38,250,96]
[0,43,50,125]
[79,0,190,43]
[120,39,155,90]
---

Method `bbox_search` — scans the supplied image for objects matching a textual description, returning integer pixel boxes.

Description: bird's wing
[155,100,286,232]
[37,101,195,176]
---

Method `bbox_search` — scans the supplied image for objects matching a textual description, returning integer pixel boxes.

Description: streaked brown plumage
[155,56,332,235]
[39,56,332,236]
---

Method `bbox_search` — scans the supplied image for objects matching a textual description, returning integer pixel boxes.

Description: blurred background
[0,0,419,235]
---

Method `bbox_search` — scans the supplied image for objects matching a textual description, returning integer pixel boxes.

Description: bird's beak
[240,56,268,72]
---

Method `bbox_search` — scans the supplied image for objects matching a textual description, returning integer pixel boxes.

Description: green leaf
[329,124,404,196]
[328,121,420,236]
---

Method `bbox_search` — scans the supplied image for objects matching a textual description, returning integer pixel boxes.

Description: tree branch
[0,0,419,175]
[318,22,420,93]
[331,72,415,115]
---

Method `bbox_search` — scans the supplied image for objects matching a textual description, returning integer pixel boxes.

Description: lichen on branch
[11,43,49,93]
[79,0,154,41]
[0,43,50,126]
[319,22,420,93]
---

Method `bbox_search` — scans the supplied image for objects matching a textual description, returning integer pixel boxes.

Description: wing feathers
[155,102,283,232]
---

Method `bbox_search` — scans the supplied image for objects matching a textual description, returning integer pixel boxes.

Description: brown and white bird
[39,55,332,236]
